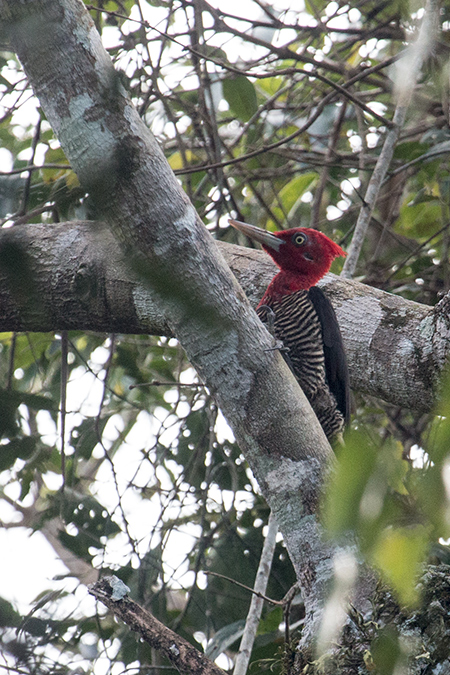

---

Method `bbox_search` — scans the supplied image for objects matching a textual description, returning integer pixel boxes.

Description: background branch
[89,576,226,675]
[233,512,278,675]
[342,0,440,279]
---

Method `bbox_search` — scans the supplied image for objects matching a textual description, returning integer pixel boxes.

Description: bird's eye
[292,232,307,246]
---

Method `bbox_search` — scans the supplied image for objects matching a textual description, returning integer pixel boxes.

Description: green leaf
[266,173,318,230]
[371,626,402,675]
[42,146,70,182]
[0,389,55,439]
[11,334,56,372]
[258,606,283,634]
[70,416,110,460]
[257,76,284,97]
[0,596,21,627]
[58,530,93,562]
[282,173,318,207]
[0,436,36,471]
[19,467,34,501]
[0,389,56,412]
[222,76,258,122]
[371,526,428,607]
[168,149,196,171]
[322,429,378,536]
[304,0,329,14]
[205,620,245,660]
[393,140,427,161]
[395,199,441,238]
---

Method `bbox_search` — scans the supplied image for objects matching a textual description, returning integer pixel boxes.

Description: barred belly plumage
[257,289,345,440]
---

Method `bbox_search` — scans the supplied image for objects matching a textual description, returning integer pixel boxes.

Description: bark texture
[0,220,447,413]
[89,577,226,675]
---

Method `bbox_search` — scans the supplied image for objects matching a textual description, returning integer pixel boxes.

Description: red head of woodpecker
[229,219,346,302]
[230,218,350,440]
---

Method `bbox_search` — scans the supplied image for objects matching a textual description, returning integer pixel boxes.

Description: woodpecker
[230,219,350,440]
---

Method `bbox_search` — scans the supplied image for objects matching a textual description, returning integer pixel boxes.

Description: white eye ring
[293,232,306,246]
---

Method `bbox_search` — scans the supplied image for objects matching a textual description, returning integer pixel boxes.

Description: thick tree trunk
[1,0,350,650]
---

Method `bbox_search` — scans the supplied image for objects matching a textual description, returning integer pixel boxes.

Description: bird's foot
[258,304,291,356]
[264,342,290,355]
[258,304,276,336]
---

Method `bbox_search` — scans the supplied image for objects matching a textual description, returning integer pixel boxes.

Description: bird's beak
[229,219,284,252]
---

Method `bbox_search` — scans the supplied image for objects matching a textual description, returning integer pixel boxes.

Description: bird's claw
[258,304,276,336]
[264,342,290,354]
[259,305,289,354]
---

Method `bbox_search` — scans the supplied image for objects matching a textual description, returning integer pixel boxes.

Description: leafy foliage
[1,0,450,673]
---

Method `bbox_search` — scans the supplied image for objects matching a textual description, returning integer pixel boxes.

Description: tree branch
[0,220,447,413]
[89,576,226,675]
[234,512,278,675]
[342,0,440,278]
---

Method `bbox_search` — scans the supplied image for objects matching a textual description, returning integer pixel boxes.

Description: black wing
[308,286,350,425]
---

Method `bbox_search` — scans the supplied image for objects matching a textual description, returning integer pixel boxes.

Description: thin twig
[0,163,70,176]
[385,145,450,180]
[384,220,450,284]
[283,583,301,672]
[310,100,348,229]
[129,380,205,389]
[233,512,278,675]
[60,331,68,495]
[0,204,55,227]
[204,570,283,606]
[175,87,340,175]
[18,117,41,216]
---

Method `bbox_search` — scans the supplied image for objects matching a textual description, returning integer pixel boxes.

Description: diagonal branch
[233,512,278,675]
[341,0,441,279]
[89,576,226,675]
